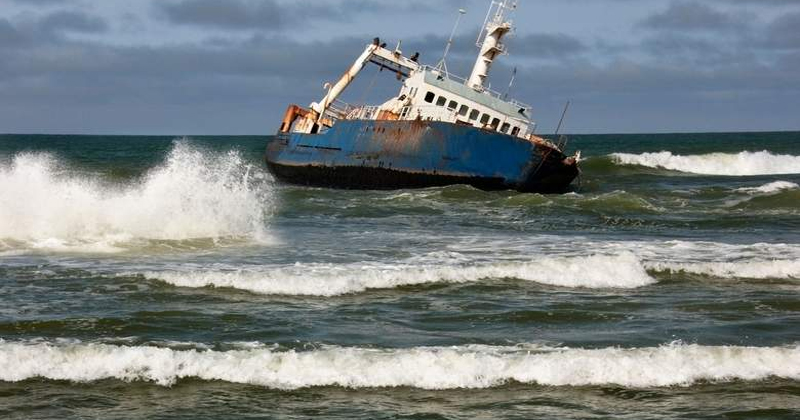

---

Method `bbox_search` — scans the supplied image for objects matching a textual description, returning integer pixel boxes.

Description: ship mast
[467,0,516,91]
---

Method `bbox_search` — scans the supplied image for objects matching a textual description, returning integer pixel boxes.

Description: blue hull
[265,120,578,193]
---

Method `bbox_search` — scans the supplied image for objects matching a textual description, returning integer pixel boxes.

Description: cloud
[40,10,108,33]
[158,0,282,30]
[8,0,71,4]
[762,12,800,49]
[0,19,27,48]
[511,33,587,58]
[0,9,107,51]
[639,1,750,32]
[156,0,443,31]
[1,0,798,134]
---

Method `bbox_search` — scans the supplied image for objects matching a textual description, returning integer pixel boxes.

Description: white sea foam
[1,340,797,389]
[735,181,799,194]
[142,253,655,296]
[611,151,800,175]
[0,141,274,252]
[139,240,800,296]
[648,259,800,280]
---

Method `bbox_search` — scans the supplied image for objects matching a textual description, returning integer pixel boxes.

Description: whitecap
[1,340,797,389]
[141,253,654,296]
[648,259,800,280]
[735,181,799,194]
[0,140,275,253]
[611,151,800,176]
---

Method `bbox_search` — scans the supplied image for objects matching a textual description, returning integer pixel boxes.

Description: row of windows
[423,91,520,136]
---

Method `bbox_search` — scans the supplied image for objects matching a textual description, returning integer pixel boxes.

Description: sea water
[1,132,799,419]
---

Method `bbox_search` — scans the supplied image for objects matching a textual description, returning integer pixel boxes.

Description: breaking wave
[138,240,800,296]
[0,141,274,253]
[735,181,799,195]
[648,259,800,280]
[141,253,655,296]
[1,340,797,389]
[610,151,800,175]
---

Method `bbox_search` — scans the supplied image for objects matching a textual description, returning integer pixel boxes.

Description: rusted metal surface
[266,119,578,193]
[268,1,580,193]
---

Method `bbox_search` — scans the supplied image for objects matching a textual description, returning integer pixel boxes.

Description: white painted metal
[311,44,378,125]
[293,0,540,142]
[467,0,516,90]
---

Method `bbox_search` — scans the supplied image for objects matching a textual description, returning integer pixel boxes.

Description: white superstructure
[283,0,537,142]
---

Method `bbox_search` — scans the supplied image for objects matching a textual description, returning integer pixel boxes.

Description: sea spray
[0,141,274,252]
[1,340,797,389]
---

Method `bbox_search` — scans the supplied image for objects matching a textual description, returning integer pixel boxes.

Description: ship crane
[291,39,420,134]
[467,0,517,91]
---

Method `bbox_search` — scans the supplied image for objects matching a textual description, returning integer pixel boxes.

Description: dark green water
[1,132,799,419]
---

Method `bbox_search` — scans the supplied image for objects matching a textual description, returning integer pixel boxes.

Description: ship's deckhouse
[282,0,540,143]
[399,69,532,139]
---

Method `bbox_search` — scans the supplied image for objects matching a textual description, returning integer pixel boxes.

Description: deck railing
[419,65,531,111]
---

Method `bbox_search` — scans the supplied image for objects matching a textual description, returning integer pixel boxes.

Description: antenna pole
[503,66,517,100]
[554,101,571,136]
[436,8,466,75]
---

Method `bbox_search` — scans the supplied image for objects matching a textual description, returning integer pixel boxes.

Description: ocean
[1,132,799,419]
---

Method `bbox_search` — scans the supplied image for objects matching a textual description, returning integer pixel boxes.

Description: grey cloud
[762,12,800,49]
[412,30,585,61]
[156,0,443,31]
[638,33,758,68]
[158,0,282,30]
[8,0,72,4]
[40,10,108,33]
[0,10,107,50]
[511,33,587,58]
[640,1,750,32]
[0,19,26,48]
[1,0,798,134]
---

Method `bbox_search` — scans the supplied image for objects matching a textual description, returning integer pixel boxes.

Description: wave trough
[1,341,797,389]
[611,151,800,175]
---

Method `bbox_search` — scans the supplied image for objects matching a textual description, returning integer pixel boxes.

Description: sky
[1,0,799,135]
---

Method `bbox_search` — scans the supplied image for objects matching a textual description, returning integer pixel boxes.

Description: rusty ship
[266,0,580,193]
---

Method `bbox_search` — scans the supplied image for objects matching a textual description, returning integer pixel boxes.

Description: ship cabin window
[458,105,469,116]
[469,109,480,121]
[500,122,511,134]
[424,91,435,103]
[490,117,501,129]
[480,113,490,125]
[436,96,447,107]
[511,126,521,136]
[447,100,458,111]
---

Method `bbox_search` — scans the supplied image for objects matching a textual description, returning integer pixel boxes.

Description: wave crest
[142,253,654,296]
[0,141,274,252]
[648,259,800,280]
[611,151,800,175]
[1,340,797,389]
[735,181,799,195]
